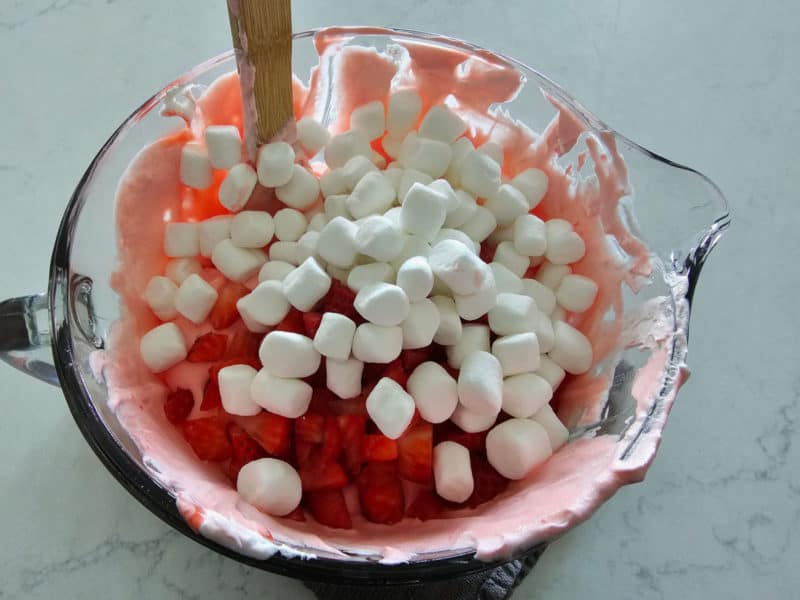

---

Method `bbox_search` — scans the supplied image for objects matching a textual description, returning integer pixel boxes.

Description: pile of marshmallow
[139,89,599,514]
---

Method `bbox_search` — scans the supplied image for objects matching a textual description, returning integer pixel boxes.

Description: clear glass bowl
[0,26,729,584]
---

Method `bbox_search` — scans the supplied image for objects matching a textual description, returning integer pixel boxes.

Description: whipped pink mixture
[102,28,685,562]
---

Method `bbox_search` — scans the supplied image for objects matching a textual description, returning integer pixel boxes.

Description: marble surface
[0,0,797,598]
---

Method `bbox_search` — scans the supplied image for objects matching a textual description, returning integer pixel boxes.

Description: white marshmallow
[551,306,566,322]
[490,262,523,294]
[488,293,537,336]
[533,311,555,353]
[443,190,478,228]
[326,357,363,399]
[457,351,503,415]
[400,183,448,241]
[486,419,552,480]
[366,378,415,440]
[295,229,320,265]
[140,322,187,373]
[485,184,529,226]
[396,256,434,302]
[269,241,299,265]
[180,142,213,190]
[390,234,432,272]
[444,137,475,187]
[460,150,501,199]
[402,137,452,179]
[355,215,404,261]
[198,216,232,257]
[408,362,458,424]
[535,262,572,289]
[511,168,548,209]
[431,295,463,346]
[341,155,378,190]
[350,100,385,140]
[536,356,566,390]
[281,257,331,312]
[492,332,541,377]
[320,170,349,198]
[549,321,593,374]
[556,274,598,313]
[218,364,261,416]
[453,271,498,321]
[318,216,359,268]
[494,241,530,278]
[313,312,356,360]
[273,208,308,242]
[307,212,328,233]
[348,262,394,292]
[450,403,498,433]
[256,142,295,187]
[236,280,290,331]
[433,229,478,255]
[387,89,422,137]
[211,239,266,282]
[398,168,434,204]
[324,194,350,221]
[502,373,552,418]
[165,258,202,285]
[175,274,218,324]
[520,278,556,315]
[459,206,497,243]
[429,179,459,214]
[545,226,586,265]
[383,166,403,194]
[427,239,488,295]
[259,331,321,378]
[326,264,351,282]
[296,117,330,155]
[372,151,387,169]
[347,172,396,219]
[354,283,410,326]
[204,125,242,170]
[230,211,275,248]
[164,222,199,258]
[433,441,474,503]
[545,219,572,236]
[219,164,257,213]
[418,105,467,144]
[532,404,569,450]
[383,206,402,228]
[513,214,547,257]
[144,276,178,321]
[276,165,320,210]
[477,141,504,166]
[382,134,403,159]
[352,323,403,363]
[325,131,372,169]
[402,298,441,349]
[237,458,302,516]
[489,225,515,245]
[250,369,312,418]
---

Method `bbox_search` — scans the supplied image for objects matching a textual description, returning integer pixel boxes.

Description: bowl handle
[0,294,59,385]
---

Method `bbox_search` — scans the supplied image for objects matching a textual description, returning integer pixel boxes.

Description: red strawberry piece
[226,325,262,366]
[371,137,390,163]
[284,505,306,522]
[295,413,326,444]
[309,387,336,414]
[164,388,194,425]
[400,348,432,372]
[364,435,398,461]
[307,489,352,529]
[321,416,342,463]
[337,415,367,475]
[361,362,386,387]
[299,452,349,491]
[302,312,324,338]
[406,489,446,521]
[397,423,433,484]
[199,376,222,411]
[357,462,405,525]
[466,455,510,508]
[209,282,249,330]
[434,421,488,453]
[322,279,358,320]
[275,307,305,334]
[187,332,228,363]
[329,396,368,416]
[227,423,266,464]
[294,439,315,467]
[479,242,495,264]
[182,417,232,461]
[234,412,292,457]
[382,359,409,388]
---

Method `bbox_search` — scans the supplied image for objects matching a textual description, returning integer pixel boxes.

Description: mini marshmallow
[211,239,266,283]
[450,403,498,433]
[313,312,356,360]
[390,235,432,272]
[237,458,302,516]
[320,170,349,198]
[494,241,530,278]
[324,194,349,220]
[347,172,396,219]
[350,100,386,140]
[296,230,321,264]
[366,377,416,440]
[402,137,452,179]
[355,215,404,262]
[453,271,498,321]
[533,311,555,353]
[372,151,387,169]
[433,441,474,503]
[459,206,497,243]
[257,142,295,187]
[354,283,410,326]
[431,295,463,346]
[511,168,548,209]
[180,142,212,190]
[418,105,467,144]
[204,125,242,170]
[459,150,501,199]
[492,332,541,377]
[198,216,233,257]
[383,206,402,227]
[551,305,566,322]
[326,264,351,282]
[520,278,556,315]
[398,168,434,203]
[486,419,552,480]
[477,141,504,165]
[383,166,403,194]
[282,257,331,311]
[488,293,537,336]
[352,323,403,363]
[140,322,187,373]
[485,184,529,227]
[382,134,403,159]
[545,225,586,265]
[318,216,359,268]
[268,241,299,265]
[175,274,218,324]
[230,211,275,248]
[341,155,378,190]
[443,189,478,228]
[433,229,478,255]
[259,331,321,378]
[408,362,458,424]
[347,262,394,292]
[549,321,593,374]
[490,262,523,294]
[307,212,328,233]
[556,274,598,313]
[396,256,434,302]
[533,404,569,451]
[325,131,372,169]
[144,276,178,321]
[387,89,422,137]
[250,369,312,418]
[218,364,260,416]
[488,225,515,245]
[444,137,475,187]
[502,373,552,418]
[535,262,572,289]
[326,357,363,399]
[427,239,489,295]
[400,183,448,241]
[276,165,320,210]
[429,179,459,214]
[164,222,199,258]
[165,258,202,285]
[536,357,566,391]
[236,280,290,331]
[513,214,547,257]
[402,298,441,349]
[457,351,503,415]
[273,208,308,242]
[296,117,330,155]
[219,163,257,213]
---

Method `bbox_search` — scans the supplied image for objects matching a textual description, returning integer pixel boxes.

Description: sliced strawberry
[187,332,228,363]
[357,462,405,525]
[361,362,386,387]
[307,489,352,529]
[227,423,266,464]
[337,414,367,475]
[294,439,315,467]
[406,489,446,521]
[299,453,349,491]
[295,413,326,444]
[309,387,336,414]
[397,423,433,484]
[302,311,323,338]
[322,279,358,321]
[400,348,432,372]
[479,242,496,264]
[382,359,408,388]
[275,307,305,334]
[329,396,368,416]
[182,417,232,461]
[209,282,249,330]
[226,325,262,365]
[234,412,292,457]
[164,388,194,425]
[321,416,342,463]
[466,455,510,508]
[199,376,222,411]
[434,421,488,453]
[284,505,306,522]
[364,435,398,461]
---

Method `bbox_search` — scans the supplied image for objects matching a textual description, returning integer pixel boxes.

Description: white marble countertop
[1,0,797,598]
